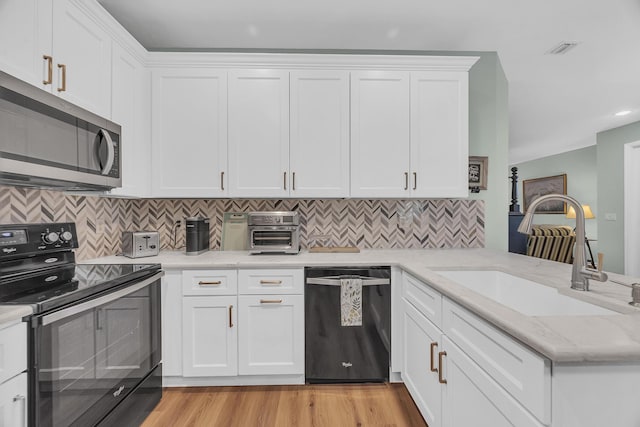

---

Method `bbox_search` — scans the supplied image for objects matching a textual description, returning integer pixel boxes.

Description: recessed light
[615,110,632,117]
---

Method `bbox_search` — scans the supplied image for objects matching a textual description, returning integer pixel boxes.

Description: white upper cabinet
[350,71,411,198]
[50,0,112,117]
[151,68,228,197]
[227,69,290,198]
[109,43,150,197]
[0,0,52,89]
[411,72,469,198]
[0,0,111,117]
[289,70,350,198]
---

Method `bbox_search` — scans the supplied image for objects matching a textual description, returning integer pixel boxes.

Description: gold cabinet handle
[229,305,233,328]
[284,171,287,190]
[57,63,66,92]
[413,172,417,190]
[220,171,224,190]
[292,172,296,191]
[430,342,438,372]
[438,351,447,384]
[404,172,409,190]
[260,299,283,304]
[260,280,282,285]
[43,55,53,85]
[198,280,221,286]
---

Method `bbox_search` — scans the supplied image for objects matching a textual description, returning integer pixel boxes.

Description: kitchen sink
[437,270,618,316]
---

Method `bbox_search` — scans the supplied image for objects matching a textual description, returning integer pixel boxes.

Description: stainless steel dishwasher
[305,266,391,383]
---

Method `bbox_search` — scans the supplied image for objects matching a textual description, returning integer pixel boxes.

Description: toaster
[122,231,160,258]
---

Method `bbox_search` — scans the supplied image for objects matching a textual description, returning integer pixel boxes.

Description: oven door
[29,272,162,427]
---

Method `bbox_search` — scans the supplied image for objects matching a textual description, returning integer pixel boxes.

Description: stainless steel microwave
[0,70,121,191]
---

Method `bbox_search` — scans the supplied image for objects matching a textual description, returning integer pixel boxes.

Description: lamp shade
[566,204,595,219]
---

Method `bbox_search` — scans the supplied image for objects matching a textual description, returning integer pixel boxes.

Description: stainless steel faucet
[517,194,608,291]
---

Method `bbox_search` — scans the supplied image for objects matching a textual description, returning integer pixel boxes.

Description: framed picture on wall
[522,174,567,213]
[468,156,488,190]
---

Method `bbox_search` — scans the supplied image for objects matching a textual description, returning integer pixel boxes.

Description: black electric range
[0,222,163,427]
[0,222,160,314]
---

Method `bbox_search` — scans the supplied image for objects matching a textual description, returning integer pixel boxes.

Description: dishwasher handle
[305,276,390,286]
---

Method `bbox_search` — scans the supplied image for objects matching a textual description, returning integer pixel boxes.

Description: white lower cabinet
[401,272,550,427]
[172,268,304,383]
[402,300,442,427]
[441,336,544,427]
[182,295,238,377]
[0,322,27,427]
[238,295,304,376]
[0,372,27,427]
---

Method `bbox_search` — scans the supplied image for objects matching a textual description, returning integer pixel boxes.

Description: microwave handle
[37,271,164,326]
[98,129,116,175]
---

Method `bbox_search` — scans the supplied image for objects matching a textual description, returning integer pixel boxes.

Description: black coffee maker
[185,217,210,255]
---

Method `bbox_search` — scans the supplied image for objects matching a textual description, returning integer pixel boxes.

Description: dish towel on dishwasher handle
[341,277,362,326]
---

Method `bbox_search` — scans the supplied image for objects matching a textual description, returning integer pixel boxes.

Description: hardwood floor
[142,383,427,427]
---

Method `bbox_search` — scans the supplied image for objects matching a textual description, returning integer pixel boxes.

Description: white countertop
[0,305,33,327]
[83,248,640,363]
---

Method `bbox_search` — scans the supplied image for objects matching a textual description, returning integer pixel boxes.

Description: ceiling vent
[546,42,580,55]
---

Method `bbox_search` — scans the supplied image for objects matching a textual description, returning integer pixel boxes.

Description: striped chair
[526,225,576,264]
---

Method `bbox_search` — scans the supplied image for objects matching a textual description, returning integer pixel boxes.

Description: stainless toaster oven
[248,211,300,254]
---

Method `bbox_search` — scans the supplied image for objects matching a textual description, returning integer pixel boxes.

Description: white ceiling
[98,0,640,164]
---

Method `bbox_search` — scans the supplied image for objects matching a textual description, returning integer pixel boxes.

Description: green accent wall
[597,120,640,273]
[512,146,598,254]
[467,53,509,251]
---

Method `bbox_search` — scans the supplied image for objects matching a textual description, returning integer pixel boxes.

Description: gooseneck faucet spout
[517,194,608,291]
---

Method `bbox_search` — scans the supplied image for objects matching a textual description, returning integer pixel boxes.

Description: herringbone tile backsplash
[0,186,484,260]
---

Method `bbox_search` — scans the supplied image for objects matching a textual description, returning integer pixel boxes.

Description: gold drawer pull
[260,299,283,304]
[260,280,283,285]
[57,63,66,92]
[438,351,447,384]
[43,55,53,85]
[430,342,438,372]
[198,280,222,286]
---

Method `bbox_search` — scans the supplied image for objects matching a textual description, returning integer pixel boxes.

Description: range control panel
[0,222,78,259]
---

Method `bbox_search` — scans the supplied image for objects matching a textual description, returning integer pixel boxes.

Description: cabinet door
[402,300,442,427]
[0,373,27,427]
[51,0,111,117]
[411,72,469,197]
[441,337,545,427]
[182,296,237,377]
[151,68,228,197]
[290,70,350,197]
[350,71,410,198]
[0,0,52,89]
[109,43,150,197]
[238,295,304,375]
[0,323,27,384]
[95,296,151,379]
[161,271,183,377]
[228,69,289,198]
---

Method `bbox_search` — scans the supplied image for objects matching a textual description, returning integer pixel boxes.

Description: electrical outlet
[605,213,617,221]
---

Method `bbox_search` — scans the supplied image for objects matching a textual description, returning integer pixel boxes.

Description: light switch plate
[605,213,617,221]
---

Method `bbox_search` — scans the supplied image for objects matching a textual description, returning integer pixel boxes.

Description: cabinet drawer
[442,298,551,425]
[238,269,303,295]
[0,322,26,384]
[182,270,238,296]
[402,272,442,329]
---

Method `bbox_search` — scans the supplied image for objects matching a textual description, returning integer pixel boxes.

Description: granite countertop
[83,248,640,363]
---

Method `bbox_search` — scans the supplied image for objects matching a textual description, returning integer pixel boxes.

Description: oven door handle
[38,271,164,326]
